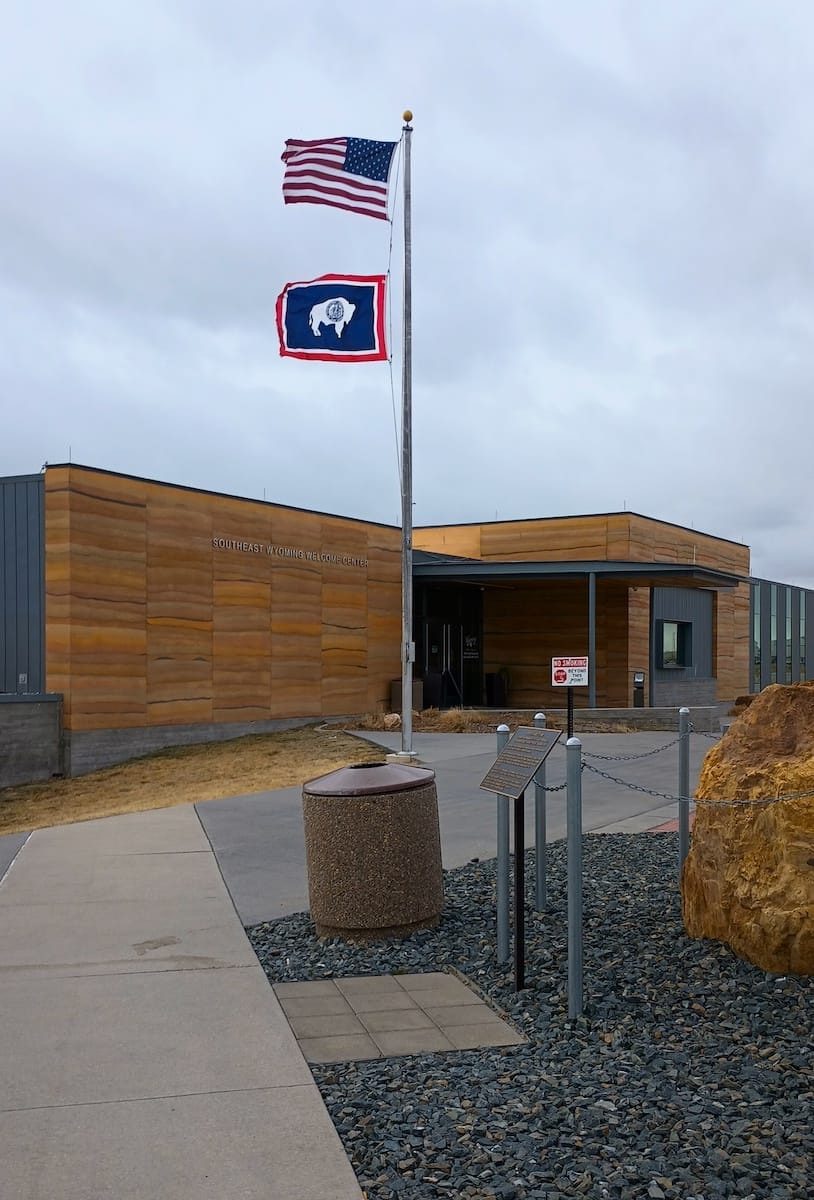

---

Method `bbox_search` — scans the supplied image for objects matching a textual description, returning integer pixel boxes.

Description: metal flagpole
[400,111,414,757]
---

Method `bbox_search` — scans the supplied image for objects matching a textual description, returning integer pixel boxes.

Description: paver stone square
[371,1028,455,1056]
[358,1008,436,1034]
[273,980,340,999]
[298,1034,381,1063]
[426,1003,506,1027]
[288,1013,367,1039]
[335,975,404,996]
[444,1023,527,1050]
[345,991,420,1014]
[409,985,481,1009]
[393,972,454,991]
[276,992,354,1018]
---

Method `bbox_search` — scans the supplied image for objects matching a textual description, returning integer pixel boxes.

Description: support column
[588,571,596,709]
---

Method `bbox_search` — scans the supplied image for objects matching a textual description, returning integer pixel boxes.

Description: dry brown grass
[1,706,650,837]
[343,707,511,733]
[0,726,384,836]
[342,708,642,735]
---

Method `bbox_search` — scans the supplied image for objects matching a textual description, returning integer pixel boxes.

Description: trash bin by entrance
[302,762,443,939]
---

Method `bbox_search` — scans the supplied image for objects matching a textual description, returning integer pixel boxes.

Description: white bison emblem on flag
[309,296,356,338]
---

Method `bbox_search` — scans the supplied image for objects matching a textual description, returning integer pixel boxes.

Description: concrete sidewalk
[0,806,362,1200]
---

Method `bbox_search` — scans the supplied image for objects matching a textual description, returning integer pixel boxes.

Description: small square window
[658,620,692,669]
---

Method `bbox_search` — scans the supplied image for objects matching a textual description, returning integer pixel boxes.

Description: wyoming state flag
[275,274,388,362]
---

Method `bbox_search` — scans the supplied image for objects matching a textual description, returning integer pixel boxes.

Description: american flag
[281,136,397,220]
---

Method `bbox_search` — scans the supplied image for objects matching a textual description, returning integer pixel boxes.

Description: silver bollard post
[566,736,583,1019]
[496,724,510,964]
[533,712,546,910]
[678,707,691,879]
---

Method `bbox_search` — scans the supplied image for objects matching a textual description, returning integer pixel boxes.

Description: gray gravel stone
[247,833,813,1200]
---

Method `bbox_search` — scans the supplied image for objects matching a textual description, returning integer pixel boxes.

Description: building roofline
[749,574,814,596]
[0,473,47,485]
[415,511,748,551]
[42,462,400,532]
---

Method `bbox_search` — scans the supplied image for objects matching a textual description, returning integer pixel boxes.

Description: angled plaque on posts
[480,725,562,993]
[480,726,561,800]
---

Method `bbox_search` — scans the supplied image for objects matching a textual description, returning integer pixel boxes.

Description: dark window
[752,583,761,692]
[657,619,692,669]
[770,585,777,684]
[801,602,807,682]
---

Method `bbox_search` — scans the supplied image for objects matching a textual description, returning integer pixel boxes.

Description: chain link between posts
[581,735,683,762]
[521,724,808,807]
[581,758,814,809]
[541,778,570,793]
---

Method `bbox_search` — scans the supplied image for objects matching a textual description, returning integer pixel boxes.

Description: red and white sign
[551,656,589,686]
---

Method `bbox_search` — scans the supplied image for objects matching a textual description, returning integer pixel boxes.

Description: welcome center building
[1,463,811,785]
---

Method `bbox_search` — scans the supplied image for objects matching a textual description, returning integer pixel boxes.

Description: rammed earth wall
[43,465,402,736]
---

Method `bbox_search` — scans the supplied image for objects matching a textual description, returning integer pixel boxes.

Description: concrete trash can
[302,761,443,939]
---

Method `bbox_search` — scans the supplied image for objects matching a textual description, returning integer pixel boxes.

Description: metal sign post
[533,712,547,910]
[552,657,589,740]
[514,788,525,990]
[566,736,584,1018]
[496,724,510,964]
[678,706,691,877]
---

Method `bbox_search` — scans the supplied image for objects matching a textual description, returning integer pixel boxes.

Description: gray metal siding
[750,577,814,690]
[652,586,713,680]
[0,475,45,694]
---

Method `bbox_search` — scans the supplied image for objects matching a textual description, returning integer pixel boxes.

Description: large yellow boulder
[681,682,814,974]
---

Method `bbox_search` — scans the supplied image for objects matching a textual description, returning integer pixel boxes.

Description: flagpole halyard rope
[387,136,405,497]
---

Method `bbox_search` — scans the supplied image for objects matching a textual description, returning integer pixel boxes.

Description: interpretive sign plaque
[480,727,561,800]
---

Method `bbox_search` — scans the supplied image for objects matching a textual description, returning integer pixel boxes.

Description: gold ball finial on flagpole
[403,110,413,123]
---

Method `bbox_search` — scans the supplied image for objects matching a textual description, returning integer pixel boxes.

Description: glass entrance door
[417,585,483,708]
[423,619,464,708]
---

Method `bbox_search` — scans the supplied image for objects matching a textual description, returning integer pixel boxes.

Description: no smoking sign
[551,656,589,686]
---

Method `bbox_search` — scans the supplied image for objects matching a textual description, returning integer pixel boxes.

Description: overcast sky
[3,2,814,586]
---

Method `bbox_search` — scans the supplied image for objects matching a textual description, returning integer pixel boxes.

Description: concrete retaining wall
[0,696,63,788]
[652,677,718,708]
[537,705,727,733]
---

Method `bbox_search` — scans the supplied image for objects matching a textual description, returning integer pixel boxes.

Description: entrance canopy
[413,551,746,710]
[414,551,744,591]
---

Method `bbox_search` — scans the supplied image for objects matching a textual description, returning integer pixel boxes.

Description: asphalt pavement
[195,729,710,925]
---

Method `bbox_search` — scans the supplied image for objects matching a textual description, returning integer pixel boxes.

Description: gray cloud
[3,0,814,586]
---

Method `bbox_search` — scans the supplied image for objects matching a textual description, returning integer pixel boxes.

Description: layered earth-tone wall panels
[44,467,401,733]
[624,515,749,575]
[714,583,751,700]
[416,513,750,573]
[628,587,651,705]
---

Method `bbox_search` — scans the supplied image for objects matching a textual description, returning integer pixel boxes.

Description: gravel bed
[247,834,813,1200]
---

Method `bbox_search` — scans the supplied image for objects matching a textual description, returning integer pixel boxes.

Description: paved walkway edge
[0,805,362,1200]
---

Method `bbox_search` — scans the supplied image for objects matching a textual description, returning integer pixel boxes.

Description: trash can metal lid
[303,761,435,796]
